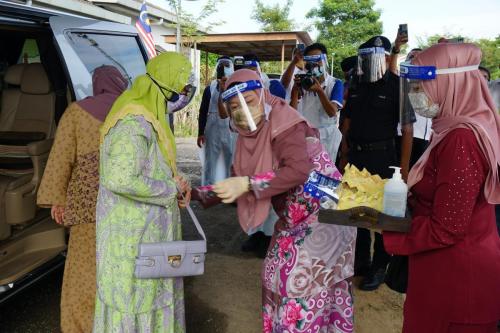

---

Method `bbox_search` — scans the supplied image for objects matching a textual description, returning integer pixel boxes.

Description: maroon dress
[384,128,500,333]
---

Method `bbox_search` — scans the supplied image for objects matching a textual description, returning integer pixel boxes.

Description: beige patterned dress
[38,103,102,333]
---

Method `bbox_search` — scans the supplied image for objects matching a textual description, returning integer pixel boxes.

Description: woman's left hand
[175,175,192,208]
[213,176,249,203]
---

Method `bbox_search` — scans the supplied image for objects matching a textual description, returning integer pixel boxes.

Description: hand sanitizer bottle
[383,166,408,217]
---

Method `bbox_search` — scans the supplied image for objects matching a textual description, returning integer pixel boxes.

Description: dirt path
[177,138,404,333]
[0,138,404,333]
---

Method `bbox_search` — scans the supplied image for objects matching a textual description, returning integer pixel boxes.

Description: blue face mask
[224,67,234,78]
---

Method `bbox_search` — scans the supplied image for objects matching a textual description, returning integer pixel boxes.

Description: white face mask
[408,91,440,118]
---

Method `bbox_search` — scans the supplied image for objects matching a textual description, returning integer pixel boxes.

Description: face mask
[408,91,440,118]
[224,67,234,78]
[232,91,264,130]
[147,73,178,103]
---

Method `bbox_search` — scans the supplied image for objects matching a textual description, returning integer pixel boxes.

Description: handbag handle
[138,185,206,244]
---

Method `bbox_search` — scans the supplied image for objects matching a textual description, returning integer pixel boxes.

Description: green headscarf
[101,52,192,174]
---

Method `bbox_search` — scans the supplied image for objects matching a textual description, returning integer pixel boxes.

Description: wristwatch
[391,46,400,54]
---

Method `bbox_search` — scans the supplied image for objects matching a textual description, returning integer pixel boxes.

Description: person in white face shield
[211,69,356,332]
[290,43,344,162]
[197,56,236,186]
[243,53,287,99]
[384,42,500,333]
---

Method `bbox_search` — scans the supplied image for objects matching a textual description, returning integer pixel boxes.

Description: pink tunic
[248,122,356,333]
[384,128,500,333]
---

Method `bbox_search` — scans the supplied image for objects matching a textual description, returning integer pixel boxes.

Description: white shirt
[398,114,432,141]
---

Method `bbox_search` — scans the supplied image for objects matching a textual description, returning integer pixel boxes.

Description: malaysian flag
[136,2,157,58]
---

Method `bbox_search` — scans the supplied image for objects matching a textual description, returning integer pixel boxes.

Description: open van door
[50,16,148,100]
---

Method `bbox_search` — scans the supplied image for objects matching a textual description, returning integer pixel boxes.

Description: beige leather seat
[0,64,26,132]
[0,63,55,240]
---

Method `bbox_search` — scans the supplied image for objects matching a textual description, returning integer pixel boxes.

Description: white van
[0,0,150,303]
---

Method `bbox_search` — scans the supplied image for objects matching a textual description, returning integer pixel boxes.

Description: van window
[67,32,146,86]
[17,39,40,64]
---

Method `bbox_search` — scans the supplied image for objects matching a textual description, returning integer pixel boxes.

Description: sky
[151,0,499,49]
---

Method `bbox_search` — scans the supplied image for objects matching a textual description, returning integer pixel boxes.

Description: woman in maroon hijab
[384,43,500,333]
[38,65,127,333]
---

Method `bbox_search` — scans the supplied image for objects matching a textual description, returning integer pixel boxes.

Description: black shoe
[359,268,386,291]
[241,232,264,252]
[256,236,272,259]
[354,261,372,277]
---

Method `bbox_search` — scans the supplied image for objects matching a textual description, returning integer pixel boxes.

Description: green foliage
[260,61,287,75]
[174,90,203,137]
[307,0,383,78]
[252,0,295,32]
[476,36,500,80]
[165,0,225,51]
[416,33,470,49]
[417,34,500,80]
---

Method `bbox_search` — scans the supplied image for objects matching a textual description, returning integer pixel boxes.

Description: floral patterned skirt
[262,280,354,333]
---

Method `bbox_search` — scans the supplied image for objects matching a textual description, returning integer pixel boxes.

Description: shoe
[256,236,272,259]
[241,232,264,252]
[354,261,372,277]
[359,268,386,291]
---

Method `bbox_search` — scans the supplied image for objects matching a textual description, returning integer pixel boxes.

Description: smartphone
[447,37,464,43]
[398,24,408,40]
[216,64,225,79]
[297,43,305,52]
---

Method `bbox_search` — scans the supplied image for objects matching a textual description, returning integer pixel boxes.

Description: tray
[318,206,411,233]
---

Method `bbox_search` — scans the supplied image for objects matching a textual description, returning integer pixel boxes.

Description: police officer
[339,36,415,291]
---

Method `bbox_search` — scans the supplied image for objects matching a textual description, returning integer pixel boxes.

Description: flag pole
[176,0,181,52]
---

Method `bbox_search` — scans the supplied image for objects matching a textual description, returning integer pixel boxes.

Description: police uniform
[344,36,415,285]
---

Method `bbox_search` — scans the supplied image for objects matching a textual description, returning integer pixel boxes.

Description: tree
[307,0,382,78]
[476,36,500,80]
[416,33,470,49]
[165,0,224,53]
[252,0,295,32]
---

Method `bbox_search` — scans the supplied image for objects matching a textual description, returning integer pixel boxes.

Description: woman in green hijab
[93,52,192,333]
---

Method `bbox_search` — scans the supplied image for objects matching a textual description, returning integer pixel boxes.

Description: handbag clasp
[168,255,182,268]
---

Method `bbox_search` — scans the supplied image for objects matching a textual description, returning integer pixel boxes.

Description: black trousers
[349,145,397,270]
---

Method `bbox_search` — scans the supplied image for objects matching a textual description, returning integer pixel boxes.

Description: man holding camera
[290,43,344,161]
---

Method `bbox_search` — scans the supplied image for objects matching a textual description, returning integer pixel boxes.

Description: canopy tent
[163,31,313,83]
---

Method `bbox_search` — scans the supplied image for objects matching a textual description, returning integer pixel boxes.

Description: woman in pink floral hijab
[213,69,357,332]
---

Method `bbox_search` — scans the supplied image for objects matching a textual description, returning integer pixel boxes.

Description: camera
[295,73,315,90]
[295,62,319,90]
[216,64,225,79]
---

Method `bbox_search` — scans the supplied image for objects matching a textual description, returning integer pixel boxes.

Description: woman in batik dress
[37,65,128,332]
[93,52,191,333]
[213,69,356,333]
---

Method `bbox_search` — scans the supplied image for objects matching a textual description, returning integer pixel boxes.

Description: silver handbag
[134,202,207,279]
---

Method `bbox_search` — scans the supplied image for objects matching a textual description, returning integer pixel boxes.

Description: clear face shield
[303,54,327,78]
[214,58,234,80]
[357,47,387,83]
[293,54,327,90]
[147,70,198,113]
[220,80,264,132]
[400,62,480,119]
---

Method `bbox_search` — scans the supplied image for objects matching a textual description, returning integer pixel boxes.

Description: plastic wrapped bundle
[337,164,387,211]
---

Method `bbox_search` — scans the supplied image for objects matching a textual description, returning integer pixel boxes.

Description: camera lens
[300,76,315,90]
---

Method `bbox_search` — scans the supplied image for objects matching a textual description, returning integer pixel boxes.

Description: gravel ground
[0,138,405,333]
